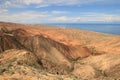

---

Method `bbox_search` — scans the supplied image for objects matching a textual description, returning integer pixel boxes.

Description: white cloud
[4,1,12,7]
[51,10,67,14]
[0,11,51,23]
[0,9,8,14]
[52,16,70,21]
[0,9,120,23]
[20,0,43,5]
[83,13,120,22]
[51,13,120,23]
[1,0,119,8]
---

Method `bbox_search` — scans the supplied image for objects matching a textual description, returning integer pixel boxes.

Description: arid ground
[0,22,120,80]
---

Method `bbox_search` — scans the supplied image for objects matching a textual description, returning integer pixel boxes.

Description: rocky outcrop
[0,28,24,52]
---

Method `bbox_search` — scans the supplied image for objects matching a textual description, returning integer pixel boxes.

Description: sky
[0,0,120,24]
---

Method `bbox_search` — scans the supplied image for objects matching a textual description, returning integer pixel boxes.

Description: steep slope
[0,50,120,80]
[0,49,41,80]
[72,53,120,79]
[12,29,91,60]
[0,31,24,52]
[0,49,69,80]
[0,27,91,74]
[1,22,120,55]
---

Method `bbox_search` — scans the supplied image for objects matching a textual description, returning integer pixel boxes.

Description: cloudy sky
[0,0,120,23]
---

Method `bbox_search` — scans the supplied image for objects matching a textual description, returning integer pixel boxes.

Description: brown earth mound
[0,26,91,74]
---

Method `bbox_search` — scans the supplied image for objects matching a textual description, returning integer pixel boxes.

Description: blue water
[46,23,120,35]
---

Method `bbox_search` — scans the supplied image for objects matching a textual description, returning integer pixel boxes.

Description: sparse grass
[0,67,6,75]
[24,58,41,69]
[9,71,15,75]
[72,77,79,80]
[10,78,19,80]
[0,55,4,59]
[56,77,63,80]
[7,58,17,64]
[0,58,17,75]
[89,46,97,55]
